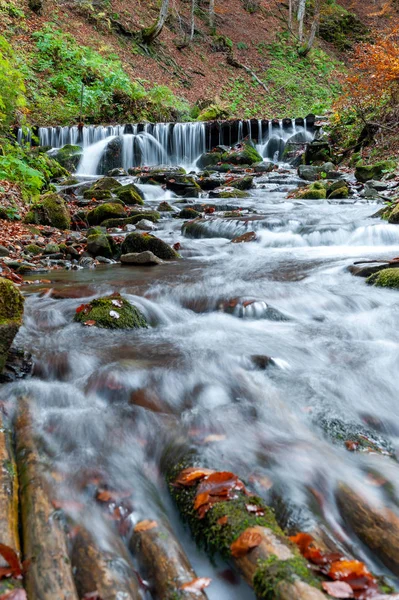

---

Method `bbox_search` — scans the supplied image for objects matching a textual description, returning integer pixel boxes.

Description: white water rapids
[4,170,399,598]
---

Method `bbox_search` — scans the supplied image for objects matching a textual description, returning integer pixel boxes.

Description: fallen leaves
[83,320,96,327]
[0,544,22,579]
[290,532,380,598]
[194,471,246,518]
[174,467,215,487]
[134,520,158,533]
[180,577,212,592]
[230,528,262,558]
[0,590,27,600]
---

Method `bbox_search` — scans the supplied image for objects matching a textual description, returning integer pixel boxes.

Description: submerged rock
[24,193,71,230]
[120,251,163,265]
[121,233,179,260]
[87,203,126,226]
[0,278,24,372]
[366,268,399,289]
[74,294,147,329]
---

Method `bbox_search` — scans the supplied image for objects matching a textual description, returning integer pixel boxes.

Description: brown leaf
[217,516,229,526]
[84,320,96,327]
[134,520,158,532]
[180,577,212,592]
[0,544,22,578]
[174,467,215,487]
[345,440,359,451]
[230,528,262,558]
[96,489,133,503]
[322,581,354,598]
[0,591,28,600]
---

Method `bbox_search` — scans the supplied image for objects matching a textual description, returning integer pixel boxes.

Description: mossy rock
[296,182,327,200]
[101,213,160,229]
[222,143,262,166]
[178,208,201,219]
[87,226,105,237]
[319,11,369,51]
[254,555,321,599]
[83,177,122,199]
[86,234,114,259]
[387,204,399,224]
[25,244,42,256]
[216,188,248,199]
[51,144,83,172]
[87,203,126,226]
[44,243,60,255]
[366,268,399,289]
[115,184,144,206]
[74,294,147,329]
[230,176,254,191]
[24,193,71,229]
[196,152,223,170]
[197,104,230,121]
[328,185,349,199]
[121,233,179,260]
[83,189,113,201]
[0,278,24,372]
[158,201,174,212]
[355,161,396,183]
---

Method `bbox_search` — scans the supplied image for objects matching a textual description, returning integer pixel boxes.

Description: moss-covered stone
[158,201,174,212]
[44,243,60,255]
[86,234,114,258]
[51,144,83,172]
[101,213,160,229]
[196,152,224,170]
[217,189,249,198]
[24,193,71,229]
[115,184,144,206]
[87,203,126,226]
[319,9,369,51]
[74,294,147,329]
[178,208,201,219]
[296,182,327,200]
[366,268,399,289]
[253,555,320,600]
[87,226,105,237]
[25,244,42,256]
[0,278,24,372]
[222,143,262,166]
[121,233,179,260]
[197,103,230,121]
[83,189,113,201]
[355,161,396,183]
[387,204,399,224]
[230,176,254,191]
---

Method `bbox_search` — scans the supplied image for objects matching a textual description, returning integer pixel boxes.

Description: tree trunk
[15,398,79,600]
[130,519,208,599]
[72,526,143,600]
[297,0,306,42]
[300,0,320,55]
[191,0,196,41]
[141,0,170,44]
[209,0,215,28]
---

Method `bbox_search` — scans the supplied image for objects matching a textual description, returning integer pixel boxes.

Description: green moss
[121,233,179,260]
[197,152,224,169]
[24,193,71,229]
[222,143,262,166]
[158,201,174,212]
[115,184,144,206]
[74,294,147,329]
[328,185,349,199]
[197,104,230,121]
[83,189,113,201]
[253,554,320,599]
[230,176,254,191]
[319,8,369,51]
[87,202,126,226]
[366,268,399,290]
[101,212,160,228]
[178,208,200,219]
[86,233,113,258]
[52,144,82,172]
[387,204,399,224]
[296,183,327,200]
[0,278,24,372]
[218,189,248,198]
[355,161,397,183]
[87,226,104,237]
[25,243,42,255]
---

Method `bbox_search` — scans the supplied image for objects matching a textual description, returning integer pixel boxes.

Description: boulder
[87,203,126,226]
[51,145,83,172]
[44,243,60,255]
[295,182,327,200]
[86,234,114,259]
[366,268,399,289]
[98,137,123,174]
[120,251,163,265]
[135,219,156,231]
[304,140,332,164]
[74,293,147,329]
[121,233,179,260]
[158,201,174,212]
[0,246,9,257]
[115,183,144,206]
[209,187,248,199]
[100,212,160,229]
[178,208,201,219]
[222,142,262,166]
[25,244,42,256]
[229,176,254,191]
[196,152,223,170]
[0,278,24,372]
[108,168,128,177]
[355,161,396,183]
[165,176,201,197]
[387,204,399,224]
[327,180,349,199]
[253,162,274,173]
[83,177,122,200]
[24,193,71,230]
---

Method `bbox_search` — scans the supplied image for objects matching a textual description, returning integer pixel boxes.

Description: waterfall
[77,135,116,176]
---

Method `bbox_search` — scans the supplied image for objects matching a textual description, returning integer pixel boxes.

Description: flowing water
[5,164,399,596]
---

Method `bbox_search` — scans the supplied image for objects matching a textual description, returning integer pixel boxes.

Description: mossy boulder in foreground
[0,278,24,372]
[121,233,179,260]
[366,268,399,289]
[295,182,326,200]
[24,193,71,229]
[87,203,126,226]
[355,160,396,183]
[74,294,147,329]
[115,184,144,206]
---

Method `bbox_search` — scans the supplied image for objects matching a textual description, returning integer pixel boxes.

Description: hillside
[2,0,397,126]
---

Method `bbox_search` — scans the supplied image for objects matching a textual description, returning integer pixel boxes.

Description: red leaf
[0,544,22,578]
[76,303,88,314]
[174,467,215,487]
[322,581,354,598]
[180,577,212,592]
[230,528,262,557]
[217,516,229,526]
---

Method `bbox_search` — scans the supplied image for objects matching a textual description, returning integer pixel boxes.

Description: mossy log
[336,483,399,576]
[166,460,326,599]
[130,519,208,599]
[72,526,143,600]
[0,413,24,596]
[15,398,79,600]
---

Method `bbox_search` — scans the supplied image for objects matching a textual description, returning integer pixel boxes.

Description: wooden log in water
[15,397,79,600]
[130,518,208,599]
[72,526,143,600]
[165,459,326,600]
[337,483,399,576]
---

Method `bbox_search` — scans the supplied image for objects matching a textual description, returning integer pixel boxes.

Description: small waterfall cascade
[17,117,315,176]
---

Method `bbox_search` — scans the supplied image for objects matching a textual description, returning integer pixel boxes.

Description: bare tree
[299,0,321,55]
[297,0,306,41]
[209,0,215,28]
[190,0,196,41]
[141,0,170,44]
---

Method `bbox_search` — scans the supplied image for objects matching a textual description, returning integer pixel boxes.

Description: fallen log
[130,518,209,599]
[15,398,79,600]
[165,458,326,600]
[337,483,399,576]
[72,526,143,600]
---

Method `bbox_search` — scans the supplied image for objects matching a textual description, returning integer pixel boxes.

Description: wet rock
[0,278,24,373]
[96,256,114,264]
[74,293,147,329]
[304,140,332,164]
[120,251,163,265]
[196,152,223,170]
[178,208,201,219]
[362,184,381,199]
[25,244,42,256]
[115,183,144,206]
[124,224,136,232]
[83,177,122,199]
[87,203,126,226]
[98,137,123,174]
[51,144,83,172]
[135,219,156,231]
[24,193,71,230]
[108,168,127,177]
[121,233,179,260]
[0,348,32,383]
[253,162,274,173]
[298,163,339,181]
[44,243,60,255]
[327,180,349,200]
[229,176,254,191]
[197,177,225,191]
[0,245,9,257]
[101,212,160,229]
[158,201,174,212]
[209,187,249,199]
[87,234,114,259]
[165,175,201,197]
[221,141,262,166]
[355,160,396,183]
[231,231,257,243]
[387,204,399,224]
[366,268,399,289]
[250,355,276,370]
[294,182,327,200]
[79,256,96,268]
[367,180,390,191]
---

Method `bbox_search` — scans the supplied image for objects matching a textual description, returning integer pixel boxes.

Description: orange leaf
[0,544,22,578]
[174,467,215,487]
[328,560,371,581]
[180,577,212,592]
[84,320,96,327]
[230,528,262,558]
[322,581,354,598]
[134,520,158,532]
[217,516,229,526]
